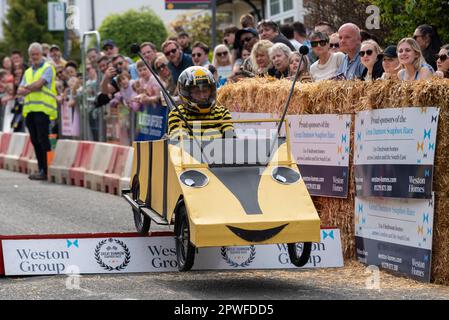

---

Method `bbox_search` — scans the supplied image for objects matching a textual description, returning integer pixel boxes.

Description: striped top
[168,104,234,139]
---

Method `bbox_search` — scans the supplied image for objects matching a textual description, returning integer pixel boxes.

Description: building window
[283,0,293,12]
[284,17,294,24]
[270,0,280,16]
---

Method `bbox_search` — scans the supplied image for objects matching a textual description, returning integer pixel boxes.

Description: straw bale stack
[218,78,449,284]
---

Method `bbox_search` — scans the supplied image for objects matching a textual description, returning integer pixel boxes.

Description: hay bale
[218,78,449,284]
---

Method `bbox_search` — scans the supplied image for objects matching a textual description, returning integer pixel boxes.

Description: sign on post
[48,2,65,31]
[354,107,439,199]
[355,195,434,282]
[288,114,351,198]
[165,0,211,10]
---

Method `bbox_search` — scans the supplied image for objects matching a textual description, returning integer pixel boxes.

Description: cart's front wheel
[132,176,151,235]
[287,242,312,267]
[175,204,195,271]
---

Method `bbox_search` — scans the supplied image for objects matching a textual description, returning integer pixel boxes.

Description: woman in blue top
[397,38,433,81]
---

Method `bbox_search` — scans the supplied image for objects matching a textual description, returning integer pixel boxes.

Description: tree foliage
[303,0,390,45]
[98,7,167,57]
[0,0,64,57]
[170,13,226,48]
[372,0,449,44]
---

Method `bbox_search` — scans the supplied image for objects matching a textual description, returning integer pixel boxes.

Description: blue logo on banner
[358,204,363,213]
[341,134,347,143]
[322,230,334,240]
[357,132,362,141]
[424,129,431,140]
[431,115,437,123]
[135,103,168,141]
[424,170,430,177]
[429,143,435,150]
[67,239,79,248]
[423,213,429,223]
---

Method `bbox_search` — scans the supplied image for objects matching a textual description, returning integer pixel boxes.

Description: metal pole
[63,2,69,60]
[211,0,217,50]
[90,0,96,31]
[82,31,101,141]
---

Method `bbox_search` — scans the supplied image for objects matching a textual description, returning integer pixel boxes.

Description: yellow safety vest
[23,62,58,120]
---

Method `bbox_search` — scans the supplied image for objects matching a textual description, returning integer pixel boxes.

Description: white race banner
[231,112,279,138]
[1,229,343,276]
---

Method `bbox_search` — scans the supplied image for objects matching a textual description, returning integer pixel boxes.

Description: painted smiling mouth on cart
[226,224,289,242]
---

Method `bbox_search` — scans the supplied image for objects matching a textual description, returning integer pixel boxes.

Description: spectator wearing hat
[161,40,193,83]
[102,39,119,58]
[257,20,296,51]
[381,45,400,80]
[177,32,192,55]
[49,44,67,68]
[234,27,259,70]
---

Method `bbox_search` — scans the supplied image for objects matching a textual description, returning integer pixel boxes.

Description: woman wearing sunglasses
[309,32,345,81]
[435,44,449,79]
[413,25,442,71]
[359,40,384,81]
[153,53,178,97]
[212,44,233,82]
[329,33,341,53]
[397,38,433,81]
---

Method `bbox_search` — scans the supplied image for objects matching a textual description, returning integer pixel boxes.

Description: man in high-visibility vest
[17,43,58,180]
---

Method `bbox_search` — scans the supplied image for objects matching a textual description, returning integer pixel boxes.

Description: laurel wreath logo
[94,239,131,271]
[221,246,256,268]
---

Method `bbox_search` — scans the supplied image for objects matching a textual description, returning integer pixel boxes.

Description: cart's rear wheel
[175,204,195,271]
[132,176,151,235]
[287,242,312,267]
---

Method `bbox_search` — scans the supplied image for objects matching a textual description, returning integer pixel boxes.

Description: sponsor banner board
[354,107,439,199]
[355,195,434,282]
[61,101,80,137]
[165,0,211,10]
[1,229,343,276]
[135,104,168,141]
[288,114,351,198]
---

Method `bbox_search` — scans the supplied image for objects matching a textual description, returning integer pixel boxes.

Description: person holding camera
[100,55,136,96]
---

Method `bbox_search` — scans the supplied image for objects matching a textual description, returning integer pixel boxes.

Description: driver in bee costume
[168,66,234,139]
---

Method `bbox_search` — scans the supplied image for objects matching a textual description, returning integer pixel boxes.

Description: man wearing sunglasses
[192,42,211,67]
[335,23,365,80]
[161,40,193,83]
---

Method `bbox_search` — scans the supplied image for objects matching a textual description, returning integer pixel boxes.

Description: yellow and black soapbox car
[122,119,321,271]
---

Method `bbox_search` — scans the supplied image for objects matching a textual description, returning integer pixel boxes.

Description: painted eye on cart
[272,167,301,185]
[180,170,209,188]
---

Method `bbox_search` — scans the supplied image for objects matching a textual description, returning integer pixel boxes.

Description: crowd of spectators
[1,16,448,137]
